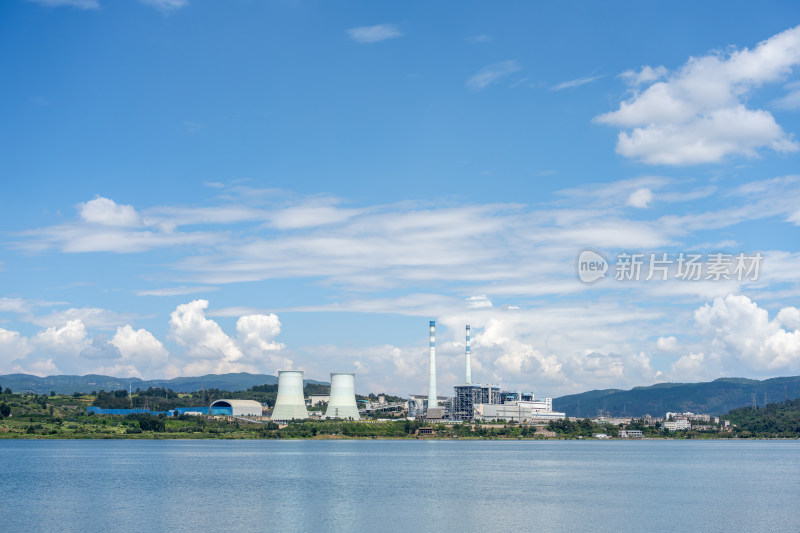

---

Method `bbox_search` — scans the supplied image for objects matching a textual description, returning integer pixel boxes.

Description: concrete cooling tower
[323,373,360,420]
[271,370,309,421]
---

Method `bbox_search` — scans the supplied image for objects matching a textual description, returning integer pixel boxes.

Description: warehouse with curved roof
[209,399,263,417]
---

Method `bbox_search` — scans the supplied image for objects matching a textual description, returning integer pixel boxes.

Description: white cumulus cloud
[694,295,800,372]
[656,336,679,352]
[79,334,122,360]
[620,65,668,86]
[111,325,170,368]
[0,328,33,372]
[78,196,142,227]
[669,352,708,381]
[596,25,800,165]
[32,319,90,354]
[169,299,243,362]
[236,314,285,354]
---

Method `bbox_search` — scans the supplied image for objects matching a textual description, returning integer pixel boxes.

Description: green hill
[0,372,326,395]
[723,397,800,436]
[553,376,800,417]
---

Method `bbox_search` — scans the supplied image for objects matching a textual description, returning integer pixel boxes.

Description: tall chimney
[427,320,437,409]
[465,324,472,385]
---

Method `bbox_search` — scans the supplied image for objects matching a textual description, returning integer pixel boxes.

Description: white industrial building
[323,373,360,420]
[271,370,309,421]
[306,394,330,406]
[474,400,565,423]
[209,399,263,417]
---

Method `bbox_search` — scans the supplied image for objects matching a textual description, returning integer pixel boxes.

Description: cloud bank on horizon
[2,3,800,396]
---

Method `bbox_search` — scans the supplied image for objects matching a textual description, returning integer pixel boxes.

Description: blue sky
[2,0,800,397]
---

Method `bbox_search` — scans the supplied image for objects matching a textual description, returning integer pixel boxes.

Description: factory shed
[209,399,263,417]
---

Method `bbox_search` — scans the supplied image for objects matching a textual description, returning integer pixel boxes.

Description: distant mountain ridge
[5,373,800,416]
[0,372,326,395]
[553,376,800,417]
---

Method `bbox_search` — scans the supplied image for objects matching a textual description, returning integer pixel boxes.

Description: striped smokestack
[465,324,472,385]
[427,320,437,409]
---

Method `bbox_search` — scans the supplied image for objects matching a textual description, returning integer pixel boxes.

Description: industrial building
[473,399,565,423]
[306,394,330,406]
[209,399,263,417]
[452,384,501,421]
[408,394,451,419]
[271,370,309,421]
[323,373,360,420]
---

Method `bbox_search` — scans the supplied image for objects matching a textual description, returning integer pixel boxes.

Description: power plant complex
[263,319,564,423]
[126,320,565,424]
[407,321,565,423]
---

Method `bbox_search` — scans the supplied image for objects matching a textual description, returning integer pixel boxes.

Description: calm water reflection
[2,439,799,532]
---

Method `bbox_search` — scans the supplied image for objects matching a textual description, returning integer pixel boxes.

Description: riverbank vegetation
[1,388,798,440]
[721,398,800,438]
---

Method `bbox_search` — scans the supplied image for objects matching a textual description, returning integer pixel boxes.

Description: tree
[126,413,165,432]
[50,391,56,397]
[0,402,10,418]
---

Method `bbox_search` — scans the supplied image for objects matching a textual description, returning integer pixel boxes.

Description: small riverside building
[209,399,263,417]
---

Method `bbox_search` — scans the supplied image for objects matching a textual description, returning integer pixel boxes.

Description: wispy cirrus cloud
[14,177,800,295]
[26,0,189,10]
[346,24,403,44]
[138,0,188,12]
[26,0,99,9]
[6,178,800,393]
[136,286,219,297]
[466,60,522,91]
[551,74,604,91]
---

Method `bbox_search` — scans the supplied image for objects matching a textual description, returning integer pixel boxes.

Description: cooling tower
[428,320,437,409]
[323,373,360,420]
[465,324,472,385]
[271,370,309,421]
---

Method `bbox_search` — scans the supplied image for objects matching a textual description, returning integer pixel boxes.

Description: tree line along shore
[1,386,799,440]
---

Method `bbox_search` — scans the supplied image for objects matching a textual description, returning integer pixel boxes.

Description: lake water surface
[2,439,798,532]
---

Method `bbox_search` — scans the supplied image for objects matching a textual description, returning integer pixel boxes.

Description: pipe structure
[428,320,437,409]
[323,373,360,420]
[271,370,309,421]
[466,324,472,385]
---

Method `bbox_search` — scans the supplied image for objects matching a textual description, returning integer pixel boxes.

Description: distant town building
[664,419,691,431]
[666,411,710,422]
[619,430,643,438]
